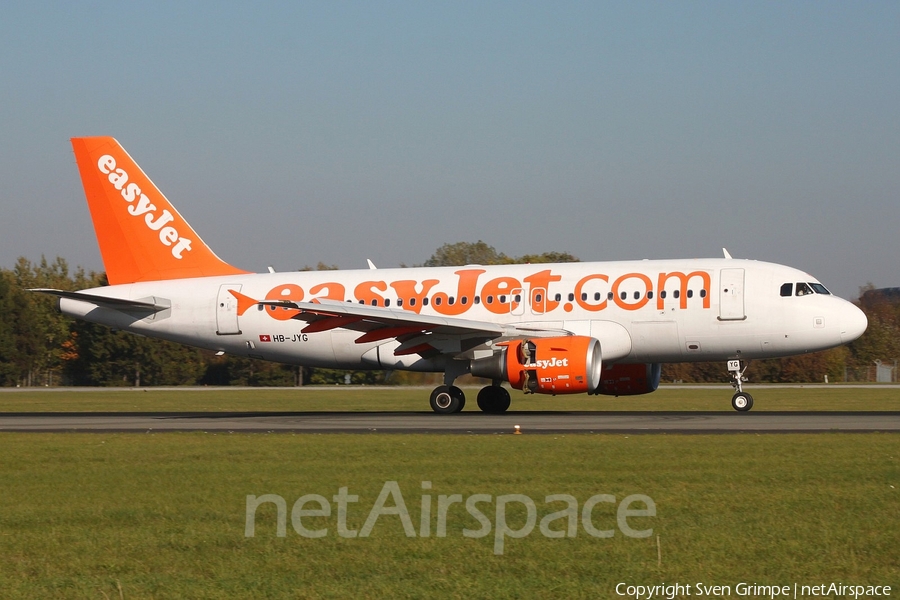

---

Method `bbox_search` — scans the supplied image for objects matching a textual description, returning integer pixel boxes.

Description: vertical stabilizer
[71,137,249,284]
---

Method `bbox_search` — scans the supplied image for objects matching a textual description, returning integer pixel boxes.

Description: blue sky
[1,1,897,298]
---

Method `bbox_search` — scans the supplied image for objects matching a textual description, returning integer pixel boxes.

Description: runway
[1,411,899,434]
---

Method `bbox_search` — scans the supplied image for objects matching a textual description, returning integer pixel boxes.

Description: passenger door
[718,269,745,321]
[216,284,243,335]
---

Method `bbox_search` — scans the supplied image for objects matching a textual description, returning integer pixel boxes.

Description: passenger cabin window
[780,283,793,297]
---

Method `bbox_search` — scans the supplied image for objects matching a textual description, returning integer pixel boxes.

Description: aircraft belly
[687,320,764,359]
[360,341,440,371]
[329,329,372,367]
[631,321,683,362]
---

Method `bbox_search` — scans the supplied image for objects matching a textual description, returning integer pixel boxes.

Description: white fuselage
[59,258,868,372]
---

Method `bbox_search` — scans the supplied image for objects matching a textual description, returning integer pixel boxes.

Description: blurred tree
[424,241,509,266]
[299,262,340,271]
[0,271,22,385]
[516,251,580,264]
[424,241,579,267]
[846,285,900,369]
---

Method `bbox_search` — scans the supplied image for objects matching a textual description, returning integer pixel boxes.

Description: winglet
[71,137,250,285]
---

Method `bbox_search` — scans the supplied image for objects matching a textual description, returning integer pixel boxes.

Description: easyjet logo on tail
[97,155,193,260]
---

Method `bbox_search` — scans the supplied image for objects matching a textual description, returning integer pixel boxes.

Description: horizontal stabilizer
[30,288,168,312]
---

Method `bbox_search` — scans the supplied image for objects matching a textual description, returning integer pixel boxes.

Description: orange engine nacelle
[595,363,661,396]
[470,336,602,395]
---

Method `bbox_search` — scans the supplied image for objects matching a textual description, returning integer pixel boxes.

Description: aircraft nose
[840,302,868,344]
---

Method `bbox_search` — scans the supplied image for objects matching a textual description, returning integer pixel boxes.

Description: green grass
[0,433,897,598]
[0,385,898,412]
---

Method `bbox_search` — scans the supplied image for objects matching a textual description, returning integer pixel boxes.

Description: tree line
[0,244,896,387]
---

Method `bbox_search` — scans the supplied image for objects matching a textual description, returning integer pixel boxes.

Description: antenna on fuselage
[722,248,733,259]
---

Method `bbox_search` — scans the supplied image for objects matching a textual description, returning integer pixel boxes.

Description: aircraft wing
[236,292,569,358]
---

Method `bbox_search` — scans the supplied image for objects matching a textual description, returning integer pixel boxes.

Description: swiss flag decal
[259,334,272,342]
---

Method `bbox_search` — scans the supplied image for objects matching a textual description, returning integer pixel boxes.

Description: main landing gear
[429,385,466,414]
[429,384,512,414]
[727,359,753,412]
[429,361,512,414]
[429,362,470,414]
[476,384,511,413]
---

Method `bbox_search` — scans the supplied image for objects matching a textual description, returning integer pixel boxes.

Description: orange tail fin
[71,137,250,284]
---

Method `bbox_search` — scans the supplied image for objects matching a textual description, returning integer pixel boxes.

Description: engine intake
[471,336,602,395]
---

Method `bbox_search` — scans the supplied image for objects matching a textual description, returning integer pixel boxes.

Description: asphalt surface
[1,411,898,434]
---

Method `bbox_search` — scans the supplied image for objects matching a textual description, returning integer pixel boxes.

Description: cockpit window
[795,282,813,296]
[783,281,831,297]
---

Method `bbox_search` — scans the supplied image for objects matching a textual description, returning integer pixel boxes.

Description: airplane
[33,137,868,413]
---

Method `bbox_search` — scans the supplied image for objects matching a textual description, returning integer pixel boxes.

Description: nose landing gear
[727,359,753,412]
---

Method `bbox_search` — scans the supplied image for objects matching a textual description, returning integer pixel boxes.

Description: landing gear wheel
[430,385,465,414]
[449,386,466,411]
[476,386,511,413]
[731,392,753,412]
